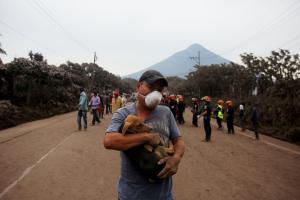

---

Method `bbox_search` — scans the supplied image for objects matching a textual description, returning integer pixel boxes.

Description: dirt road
[0,109,300,200]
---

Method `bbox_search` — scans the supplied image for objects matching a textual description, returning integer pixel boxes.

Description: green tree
[33,52,44,62]
[28,51,33,60]
[0,36,6,65]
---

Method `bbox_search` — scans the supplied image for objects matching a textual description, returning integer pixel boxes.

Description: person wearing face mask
[103,70,185,200]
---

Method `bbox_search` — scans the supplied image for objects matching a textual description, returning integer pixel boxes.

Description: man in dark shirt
[226,100,235,134]
[177,95,185,124]
[191,98,199,127]
[199,96,212,142]
[251,106,259,140]
[169,95,177,120]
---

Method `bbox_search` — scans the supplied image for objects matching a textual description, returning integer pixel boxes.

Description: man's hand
[147,133,161,146]
[157,155,181,179]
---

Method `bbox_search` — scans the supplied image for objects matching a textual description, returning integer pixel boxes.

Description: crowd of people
[77,69,260,200]
[151,93,260,142]
[77,89,128,131]
[190,96,260,141]
[78,87,260,142]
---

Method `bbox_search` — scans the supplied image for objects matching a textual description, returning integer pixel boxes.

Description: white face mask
[137,91,162,109]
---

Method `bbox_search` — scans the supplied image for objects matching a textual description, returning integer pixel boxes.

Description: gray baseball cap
[139,70,168,87]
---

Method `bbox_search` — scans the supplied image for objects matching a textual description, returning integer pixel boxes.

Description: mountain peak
[188,43,204,49]
[123,44,230,79]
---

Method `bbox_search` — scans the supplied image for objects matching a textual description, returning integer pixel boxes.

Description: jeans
[239,115,245,131]
[77,110,87,129]
[216,117,222,128]
[193,114,198,127]
[253,122,259,139]
[227,118,234,134]
[92,109,100,124]
[178,111,185,124]
[203,117,211,141]
[105,104,111,114]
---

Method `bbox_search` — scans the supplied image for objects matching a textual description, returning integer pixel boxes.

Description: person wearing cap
[77,88,88,130]
[103,70,185,200]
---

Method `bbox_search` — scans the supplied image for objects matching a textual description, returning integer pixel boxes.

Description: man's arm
[172,137,185,160]
[78,96,82,106]
[103,132,161,151]
[157,137,185,179]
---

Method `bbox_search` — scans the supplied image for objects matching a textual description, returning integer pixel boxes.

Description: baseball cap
[139,70,168,87]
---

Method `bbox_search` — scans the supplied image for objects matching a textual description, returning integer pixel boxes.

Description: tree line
[0,52,135,129]
[167,49,300,143]
[0,48,299,143]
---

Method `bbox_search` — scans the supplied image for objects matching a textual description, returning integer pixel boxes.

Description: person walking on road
[226,100,235,134]
[77,88,88,131]
[89,92,101,125]
[103,69,185,200]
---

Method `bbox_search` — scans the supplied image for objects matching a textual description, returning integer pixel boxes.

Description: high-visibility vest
[217,105,224,119]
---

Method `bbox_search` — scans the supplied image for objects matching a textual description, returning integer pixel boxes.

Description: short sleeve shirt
[203,103,212,118]
[106,103,181,200]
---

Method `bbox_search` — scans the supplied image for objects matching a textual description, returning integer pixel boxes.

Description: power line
[29,0,93,54]
[189,51,201,65]
[284,40,300,51]
[0,19,58,55]
[281,34,300,48]
[200,0,300,61]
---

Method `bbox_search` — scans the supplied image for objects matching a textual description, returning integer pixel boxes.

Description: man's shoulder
[156,105,171,113]
[117,103,135,113]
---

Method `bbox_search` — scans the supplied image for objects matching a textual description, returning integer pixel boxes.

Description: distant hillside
[123,43,230,79]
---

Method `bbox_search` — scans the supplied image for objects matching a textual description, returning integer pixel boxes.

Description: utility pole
[189,51,201,98]
[93,51,97,64]
[189,51,201,66]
